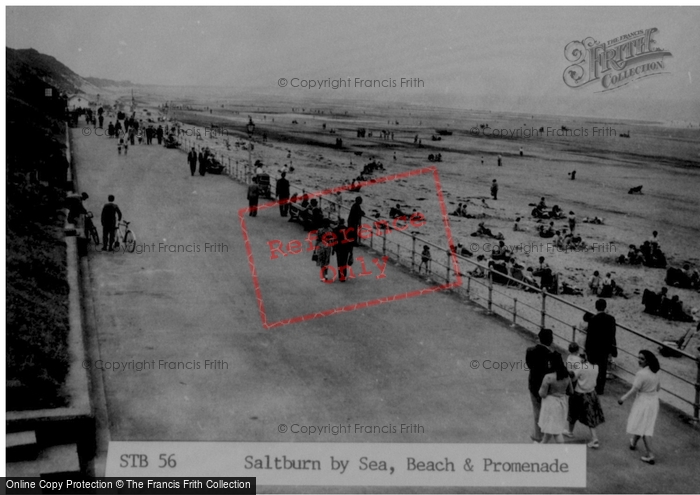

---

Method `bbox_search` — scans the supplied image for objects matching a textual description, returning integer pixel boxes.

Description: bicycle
[84,212,100,246]
[113,220,136,253]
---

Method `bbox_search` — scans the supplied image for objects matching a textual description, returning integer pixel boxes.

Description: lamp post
[246,117,255,184]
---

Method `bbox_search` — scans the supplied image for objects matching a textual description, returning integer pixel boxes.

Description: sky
[5,6,700,122]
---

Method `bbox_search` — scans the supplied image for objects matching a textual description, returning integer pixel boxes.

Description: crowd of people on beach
[617,231,667,268]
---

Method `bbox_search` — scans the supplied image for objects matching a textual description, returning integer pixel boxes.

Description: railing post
[572,324,577,344]
[411,235,416,272]
[512,298,518,327]
[487,267,493,314]
[540,290,547,331]
[694,353,700,423]
[446,251,451,284]
[466,274,471,299]
[382,232,386,256]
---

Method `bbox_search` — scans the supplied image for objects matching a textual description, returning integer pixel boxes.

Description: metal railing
[176,127,700,422]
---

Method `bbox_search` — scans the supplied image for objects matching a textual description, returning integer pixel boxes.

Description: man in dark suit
[100,195,122,251]
[275,172,290,217]
[332,218,354,282]
[347,196,364,246]
[198,151,207,176]
[187,147,198,176]
[525,328,553,443]
[585,299,617,394]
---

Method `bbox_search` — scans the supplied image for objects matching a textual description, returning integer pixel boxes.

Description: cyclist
[101,195,123,251]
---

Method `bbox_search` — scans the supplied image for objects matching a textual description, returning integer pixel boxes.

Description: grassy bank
[6,88,71,410]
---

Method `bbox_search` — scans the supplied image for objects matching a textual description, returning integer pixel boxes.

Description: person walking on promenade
[332,218,354,282]
[585,299,617,395]
[276,172,290,217]
[491,179,498,200]
[198,150,207,176]
[347,196,364,246]
[526,328,553,442]
[187,147,198,176]
[538,352,573,444]
[100,195,122,251]
[156,125,164,145]
[566,351,605,448]
[316,219,334,282]
[247,178,260,217]
[618,350,661,465]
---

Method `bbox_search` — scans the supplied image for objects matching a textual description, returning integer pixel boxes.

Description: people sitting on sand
[628,245,644,265]
[450,203,464,217]
[561,281,584,296]
[460,203,468,217]
[667,295,694,322]
[618,244,643,265]
[643,287,668,315]
[513,217,523,231]
[538,197,547,210]
[553,231,563,249]
[599,272,627,298]
[506,259,535,291]
[589,270,601,295]
[649,230,660,250]
[455,243,472,257]
[362,160,384,175]
[489,259,509,284]
[562,231,574,246]
[470,255,487,278]
[522,267,540,291]
[538,221,555,238]
[665,264,700,290]
[639,241,667,268]
[561,233,574,250]
[582,216,605,224]
[491,240,511,261]
[642,287,694,321]
[471,222,504,240]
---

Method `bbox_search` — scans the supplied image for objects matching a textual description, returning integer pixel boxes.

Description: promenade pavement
[72,125,700,493]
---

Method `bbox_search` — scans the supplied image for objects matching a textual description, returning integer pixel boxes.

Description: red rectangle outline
[238,165,462,329]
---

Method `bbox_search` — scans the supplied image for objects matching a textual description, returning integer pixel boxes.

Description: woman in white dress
[538,352,573,444]
[618,350,661,465]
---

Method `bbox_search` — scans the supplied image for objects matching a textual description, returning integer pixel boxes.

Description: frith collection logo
[563,28,672,92]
